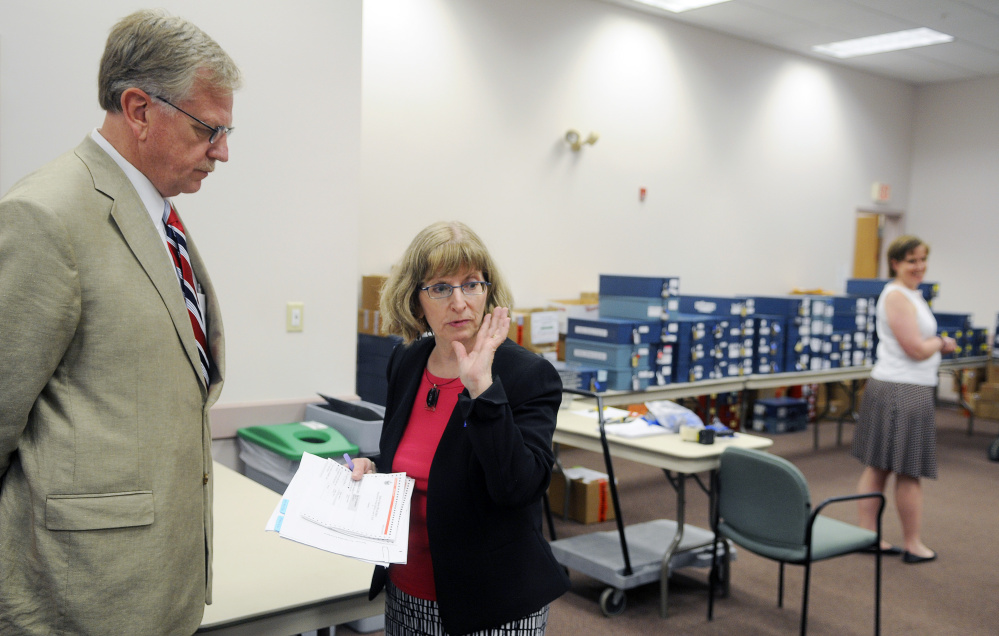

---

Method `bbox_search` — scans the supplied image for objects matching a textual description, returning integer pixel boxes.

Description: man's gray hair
[98,9,241,112]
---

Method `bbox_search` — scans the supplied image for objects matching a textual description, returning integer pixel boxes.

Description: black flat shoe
[863,544,903,555]
[902,550,937,564]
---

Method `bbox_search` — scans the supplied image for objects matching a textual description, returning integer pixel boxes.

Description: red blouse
[387,369,463,600]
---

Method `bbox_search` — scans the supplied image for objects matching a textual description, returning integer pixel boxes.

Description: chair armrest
[812,492,885,519]
[804,492,886,556]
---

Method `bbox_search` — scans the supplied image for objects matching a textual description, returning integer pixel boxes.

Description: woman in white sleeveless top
[851,235,956,564]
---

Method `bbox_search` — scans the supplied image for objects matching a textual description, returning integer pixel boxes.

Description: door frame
[856,207,905,278]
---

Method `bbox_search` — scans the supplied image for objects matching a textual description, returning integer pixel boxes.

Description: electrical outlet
[286,302,304,332]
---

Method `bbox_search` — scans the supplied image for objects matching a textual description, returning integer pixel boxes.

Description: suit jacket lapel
[75,137,208,393]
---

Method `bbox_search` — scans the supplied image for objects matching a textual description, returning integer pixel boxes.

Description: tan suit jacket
[0,136,225,635]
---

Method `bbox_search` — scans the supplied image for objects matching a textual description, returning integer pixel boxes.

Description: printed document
[266,452,414,566]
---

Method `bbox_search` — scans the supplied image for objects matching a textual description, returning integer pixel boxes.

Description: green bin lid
[236,421,359,461]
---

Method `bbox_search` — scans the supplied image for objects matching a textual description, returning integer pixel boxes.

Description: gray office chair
[707,447,885,635]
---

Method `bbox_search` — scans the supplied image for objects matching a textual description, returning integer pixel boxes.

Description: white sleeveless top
[870,281,940,386]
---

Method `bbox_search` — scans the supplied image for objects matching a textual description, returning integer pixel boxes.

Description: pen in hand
[343,453,355,471]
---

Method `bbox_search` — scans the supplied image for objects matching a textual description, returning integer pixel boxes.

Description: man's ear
[120,88,154,141]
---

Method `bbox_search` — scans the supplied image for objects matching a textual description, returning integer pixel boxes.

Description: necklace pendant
[426,384,440,411]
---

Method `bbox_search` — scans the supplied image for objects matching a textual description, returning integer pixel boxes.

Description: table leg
[836,379,860,446]
[813,383,832,450]
[659,470,685,618]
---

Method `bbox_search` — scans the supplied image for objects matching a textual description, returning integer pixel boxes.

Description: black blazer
[368,336,570,635]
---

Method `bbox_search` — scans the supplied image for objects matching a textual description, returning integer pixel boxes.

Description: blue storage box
[599,274,680,298]
[749,295,810,318]
[673,360,712,383]
[832,312,873,332]
[598,295,677,321]
[564,339,650,369]
[651,343,673,369]
[831,295,874,314]
[678,295,751,317]
[567,316,661,344]
[933,312,973,330]
[846,279,938,304]
[809,297,834,319]
[751,397,808,433]
[755,357,781,374]
[551,361,607,392]
[753,397,808,419]
[751,415,808,434]
[605,368,655,391]
[665,315,715,343]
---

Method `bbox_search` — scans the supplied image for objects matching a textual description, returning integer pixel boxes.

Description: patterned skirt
[384,579,550,636]
[850,377,938,479]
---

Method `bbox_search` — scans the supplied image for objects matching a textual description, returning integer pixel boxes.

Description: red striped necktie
[163,203,210,386]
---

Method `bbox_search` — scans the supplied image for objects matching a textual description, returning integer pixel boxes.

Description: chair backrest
[718,447,811,548]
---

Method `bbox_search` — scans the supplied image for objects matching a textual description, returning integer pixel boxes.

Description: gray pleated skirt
[851,378,938,479]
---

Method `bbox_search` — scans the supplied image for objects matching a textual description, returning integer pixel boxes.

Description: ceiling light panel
[631,0,733,13]
[812,27,955,59]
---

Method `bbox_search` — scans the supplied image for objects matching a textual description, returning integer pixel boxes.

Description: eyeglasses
[420,281,491,300]
[154,96,234,144]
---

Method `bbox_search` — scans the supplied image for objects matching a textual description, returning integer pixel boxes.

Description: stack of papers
[603,419,672,438]
[570,407,673,438]
[266,452,415,567]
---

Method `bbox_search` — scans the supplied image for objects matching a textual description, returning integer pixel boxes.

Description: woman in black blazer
[349,221,569,635]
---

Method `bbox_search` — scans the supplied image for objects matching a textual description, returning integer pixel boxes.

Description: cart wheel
[599,587,626,617]
[989,435,999,462]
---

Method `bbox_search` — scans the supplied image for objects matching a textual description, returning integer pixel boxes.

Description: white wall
[360,0,916,307]
[910,75,999,328]
[0,0,362,405]
[3,0,994,412]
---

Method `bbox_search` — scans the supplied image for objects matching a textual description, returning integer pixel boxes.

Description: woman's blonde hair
[379,221,513,343]
[887,235,929,277]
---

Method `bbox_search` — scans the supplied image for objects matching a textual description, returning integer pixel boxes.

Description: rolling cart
[547,388,732,618]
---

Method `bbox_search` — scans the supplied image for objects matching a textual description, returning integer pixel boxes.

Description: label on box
[693,300,717,314]
[574,326,609,339]
[530,312,560,345]
[573,348,608,362]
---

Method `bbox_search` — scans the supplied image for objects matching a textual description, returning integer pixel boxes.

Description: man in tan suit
[0,10,240,635]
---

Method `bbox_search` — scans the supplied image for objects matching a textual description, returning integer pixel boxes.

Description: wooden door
[853,214,880,278]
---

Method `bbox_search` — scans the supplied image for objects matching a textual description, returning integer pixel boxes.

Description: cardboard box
[550,296,600,334]
[508,308,561,352]
[972,392,999,420]
[548,466,615,524]
[977,382,999,403]
[815,383,850,417]
[955,369,984,399]
[360,275,388,311]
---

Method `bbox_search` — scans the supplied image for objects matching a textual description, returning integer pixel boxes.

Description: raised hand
[452,307,510,398]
